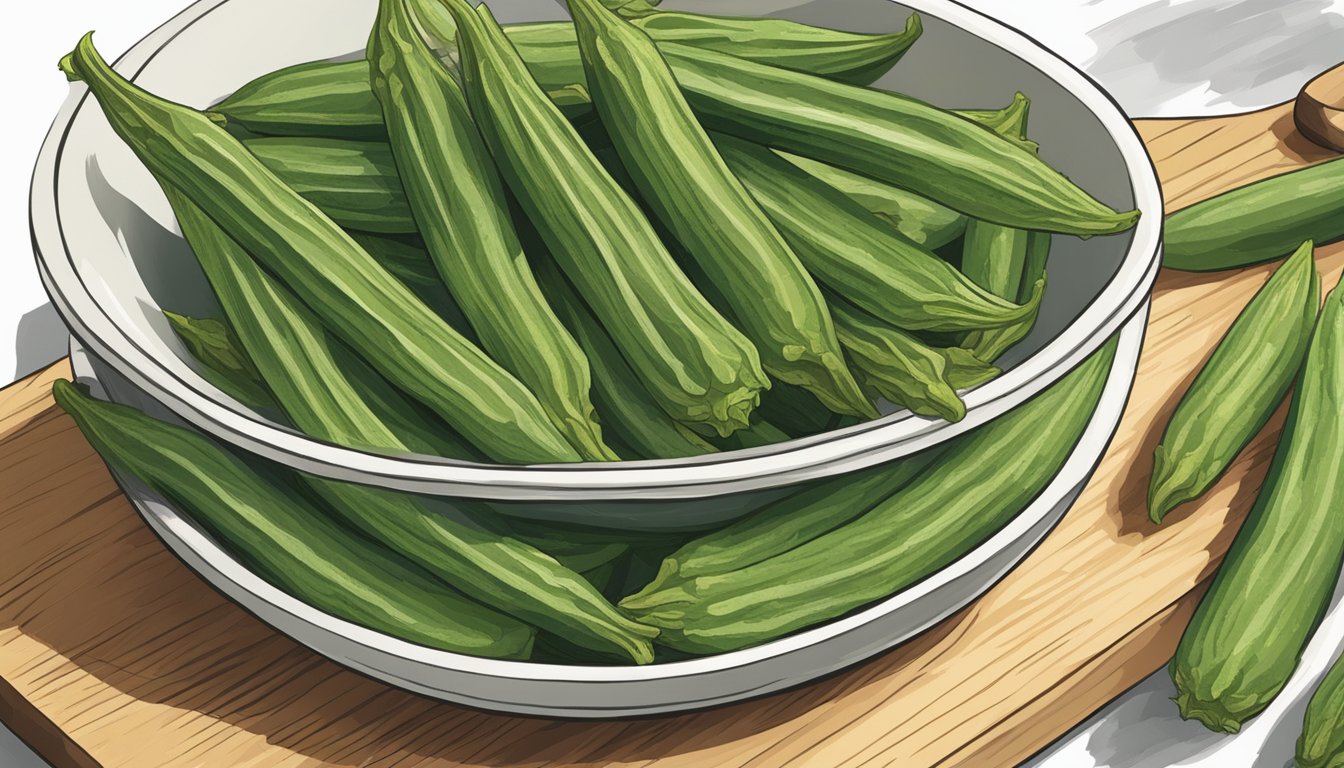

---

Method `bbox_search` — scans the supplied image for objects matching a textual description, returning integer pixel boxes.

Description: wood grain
[2,100,1342,767]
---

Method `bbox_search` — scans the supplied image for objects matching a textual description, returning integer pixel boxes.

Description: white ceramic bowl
[69,302,1144,717]
[30,0,1161,511]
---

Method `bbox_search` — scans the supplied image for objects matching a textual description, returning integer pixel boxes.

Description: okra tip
[51,378,87,412]
[1171,688,1245,734]
[620,559,682,609]
[1147,444,1202,524]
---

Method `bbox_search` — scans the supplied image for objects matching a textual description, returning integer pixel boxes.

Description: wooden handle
[1295,61,1344,152]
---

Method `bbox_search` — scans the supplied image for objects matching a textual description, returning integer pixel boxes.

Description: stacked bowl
[32,0,1160,716]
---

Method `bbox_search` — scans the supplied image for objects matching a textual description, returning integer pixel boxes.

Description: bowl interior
[42,0,1151,500]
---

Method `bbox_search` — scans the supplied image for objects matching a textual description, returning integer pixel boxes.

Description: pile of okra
[56,0,1154,667]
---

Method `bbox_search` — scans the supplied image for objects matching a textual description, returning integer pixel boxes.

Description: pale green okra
[1149,240,1321,524]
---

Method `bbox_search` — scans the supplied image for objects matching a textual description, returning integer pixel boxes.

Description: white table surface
[4,2,1343,766]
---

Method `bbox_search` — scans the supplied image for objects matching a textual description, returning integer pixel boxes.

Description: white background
[4,1,1344,765]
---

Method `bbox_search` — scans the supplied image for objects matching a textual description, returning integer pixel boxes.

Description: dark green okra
[240,93,1033,246]
[777,151,966,250]
[53,380,534,659]
[1149,241,1320,523]
[784,94,1032,252]
[164,186,474,459]
[243,137,414,232]
[1165,156,1344,271]
[61,34,577,464]
[164,186,654,662]
[1170,270,1344,732]
[164,312,273,411]
[828,297,999,422]
[959,93,1050,361]
[622,338,1114,654]
[962,232,1052,363]
[344,231,478,340]
[633,445,944,590]
[165,309,480,460]
[569,0,870,418]
[1297,651,1344,768]
[210,10,922,138]
[659,42,1139,236]
[531,255,718,460]
[445,0,767,437]
[712,133,1040,333]
[369,0,614,460]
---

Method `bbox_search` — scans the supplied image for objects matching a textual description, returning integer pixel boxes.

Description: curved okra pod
[53,380,534,659]
[443,0,768,436]
[370,0,615,460]
[163,186,653,662]
[210,10,922,138]
[630,445,944,592]
[659,42,1140,236]
[828,296,999,422]
[959,93,1052,361]
[568,0,870,417]
[1149,240,1320,523]
[60,34,577,464]
[622,338,1115,653]
[713,133,1039,333]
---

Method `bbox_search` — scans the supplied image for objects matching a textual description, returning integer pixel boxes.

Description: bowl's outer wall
[71,300,1143,715]
[35,0,1159,507]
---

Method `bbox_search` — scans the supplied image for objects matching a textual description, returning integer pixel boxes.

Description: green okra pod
[61,34,577,464]
[444,0,767,437]
[962,231,1052,363]
[958,93,1048,361]
[776,151,966,250]
[531,255,718,460]
[622,338,1115,653]
[828,296,999,422]
[659,42,1139,236]
[1165,157,1344,271]
[164,186,651,662]
[164,312,274,411]
[164,186,475,459]
[344,231,478,340]
[770,96,1035,251]
[244,136,415,232]
[568,0,870,418]
[1297,651,1344,768]
[713,133,1040,333]
[1149,240,1320,524]
[631,445,944,592]
[370,0,614,460]
[210,10,922,139]
[1170,269,1344,732]
[53,380,534,659]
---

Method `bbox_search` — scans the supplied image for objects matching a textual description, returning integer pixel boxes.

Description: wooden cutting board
[3,101,1342,768]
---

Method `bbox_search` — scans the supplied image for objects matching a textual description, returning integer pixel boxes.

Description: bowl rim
[72,306,1144,712]
[30,0,1163,501]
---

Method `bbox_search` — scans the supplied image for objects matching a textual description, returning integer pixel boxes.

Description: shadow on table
[12,303,66,383]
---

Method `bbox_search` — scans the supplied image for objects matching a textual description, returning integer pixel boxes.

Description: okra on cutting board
[58,0,1145,665]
